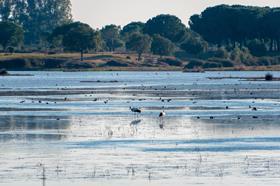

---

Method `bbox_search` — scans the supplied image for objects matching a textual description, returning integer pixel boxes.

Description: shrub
[185,59,205,69]
[214,47,229,58]
[160,58,183,66]
[247,39,267,57]
[203,62,222,68]
[208,58,234,67]
[102,60,129,67]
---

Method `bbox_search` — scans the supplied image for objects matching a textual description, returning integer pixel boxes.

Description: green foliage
[213,47,229,58]
[185,59,205,69]
[181,37,208,55]
[230,47,253,64]
[126,33,151,60]
[151,34,175,57]
[52,22,100,61]
[190,5,267,45]
[247,39,267,56]
[208,58,234,67]
[0,0,72,45]
[185,58,234,69]
[160,58,183,66]
[121,22,145,39]
[0,21,24,50]
[101,25,124,51]
[189,5,280,56]
[144,14,188,43]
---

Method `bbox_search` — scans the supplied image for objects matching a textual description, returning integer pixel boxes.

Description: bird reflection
[130,119,142,126]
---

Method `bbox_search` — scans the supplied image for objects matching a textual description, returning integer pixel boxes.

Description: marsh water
[1,71,280,186]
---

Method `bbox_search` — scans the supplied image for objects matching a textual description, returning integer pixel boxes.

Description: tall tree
[180,37,208,55]
[126,33,151,61]
[151,34,175,58]
[0,21,24,50]
[121,22,145,40]
[144,14,188,43]
[189,5,269,47]
[52,22,101,61]
[0,0,14,21]
[100,24,124,51]
[0,0,72,45]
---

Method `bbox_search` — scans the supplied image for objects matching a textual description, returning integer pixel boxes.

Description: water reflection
[0,116,71,131]
[0,116,71,142]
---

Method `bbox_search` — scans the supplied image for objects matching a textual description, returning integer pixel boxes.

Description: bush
[203,62,222,68]
[230,47,253,64]
[102,60,129,67]
[65,61,94,69]
[213,47,229,58]
[181,37,208,55]
[185,59,205,69]
[160,58,183,66]
[208,58,235,67]
[247,39,267,57]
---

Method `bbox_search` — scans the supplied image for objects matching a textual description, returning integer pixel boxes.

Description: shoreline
[0,53,280,72]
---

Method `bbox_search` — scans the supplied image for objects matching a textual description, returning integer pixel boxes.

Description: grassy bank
[0,52,279,71]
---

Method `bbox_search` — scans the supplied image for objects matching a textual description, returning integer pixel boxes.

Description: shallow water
[0,71,280,186]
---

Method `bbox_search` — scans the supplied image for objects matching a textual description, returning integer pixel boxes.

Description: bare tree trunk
[137,53,142,61]
[81,50,84,61]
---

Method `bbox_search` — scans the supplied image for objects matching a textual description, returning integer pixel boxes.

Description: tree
[126,33,151,60]
[151,34,175,57]
[101,24,124,51]
[0,0,13,21]
[0,0,72,45]
[181,37,208,55]
[144,14,188,43]
[247,39,267,56]
[0,21,24,51]
[121,22,145,39]
[189,5,269,47]
[52,22,100,61]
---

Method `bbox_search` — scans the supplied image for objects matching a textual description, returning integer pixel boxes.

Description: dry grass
[0,52,279,71]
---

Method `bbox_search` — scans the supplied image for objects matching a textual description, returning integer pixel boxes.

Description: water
[0,71,280,186]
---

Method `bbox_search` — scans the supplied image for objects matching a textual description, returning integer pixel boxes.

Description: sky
[71,0,280,29]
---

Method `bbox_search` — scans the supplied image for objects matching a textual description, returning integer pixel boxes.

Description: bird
[159,111,166,118]
[159,111,166,129]
[130,107,142,114]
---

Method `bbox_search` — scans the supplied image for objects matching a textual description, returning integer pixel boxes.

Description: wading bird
[159,111,166,118]
[159,111,166,129]
[130,107,142,117]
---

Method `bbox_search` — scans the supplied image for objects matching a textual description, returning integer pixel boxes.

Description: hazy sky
[71,0,279,29]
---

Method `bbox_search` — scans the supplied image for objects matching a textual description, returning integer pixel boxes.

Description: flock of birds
[130,106,166,118]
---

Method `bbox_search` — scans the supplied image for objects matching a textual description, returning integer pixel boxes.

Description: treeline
[190,5,280,56]
[0,0,72,46]
[0,2,280,68]
[48,14,208,61]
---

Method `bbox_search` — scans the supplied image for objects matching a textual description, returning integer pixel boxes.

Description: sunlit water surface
[0,71,280,186]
